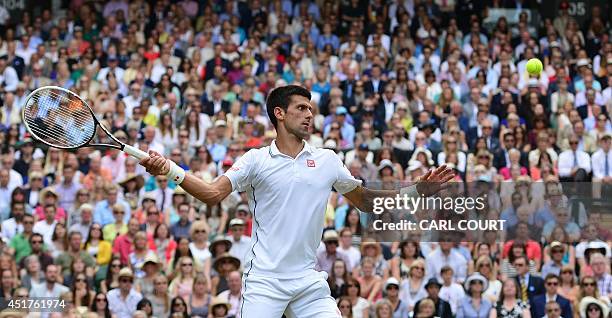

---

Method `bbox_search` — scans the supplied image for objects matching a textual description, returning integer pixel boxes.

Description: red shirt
[502,240,542,260]
[112,233,156,265]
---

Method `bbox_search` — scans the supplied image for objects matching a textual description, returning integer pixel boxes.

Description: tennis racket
[21,86,185,183]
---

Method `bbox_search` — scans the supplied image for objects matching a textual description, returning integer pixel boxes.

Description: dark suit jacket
[204,57,230,81]
[531,294,572,318]
[515,275,545,305]
[203,100,230,116]
[364,79,386,96]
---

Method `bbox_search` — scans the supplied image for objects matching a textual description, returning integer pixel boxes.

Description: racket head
[22,86,97,150]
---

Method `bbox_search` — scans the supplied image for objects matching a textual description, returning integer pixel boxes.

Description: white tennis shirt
[224,140,362,279]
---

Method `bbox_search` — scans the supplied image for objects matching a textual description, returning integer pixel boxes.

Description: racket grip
[123,144,149,160]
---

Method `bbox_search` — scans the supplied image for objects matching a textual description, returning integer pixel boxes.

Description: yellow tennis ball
[526,58,543,75]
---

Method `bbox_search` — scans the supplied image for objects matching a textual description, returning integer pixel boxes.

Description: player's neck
[275,133,305,158]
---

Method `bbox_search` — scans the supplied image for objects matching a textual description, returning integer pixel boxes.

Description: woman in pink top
[169,256,195,301]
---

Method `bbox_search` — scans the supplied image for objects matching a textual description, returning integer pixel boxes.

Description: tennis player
[140,85,454,317]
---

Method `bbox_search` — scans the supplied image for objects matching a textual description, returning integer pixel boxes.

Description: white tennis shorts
[239,270,341,318]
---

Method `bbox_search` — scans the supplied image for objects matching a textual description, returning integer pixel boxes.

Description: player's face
[280,95,313,139]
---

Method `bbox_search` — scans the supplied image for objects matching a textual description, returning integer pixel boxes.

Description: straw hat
[360,239,382,256]
[118,173,144,190]
[208,297,231,313]
[118,267,134,279]
[213,253,241,272]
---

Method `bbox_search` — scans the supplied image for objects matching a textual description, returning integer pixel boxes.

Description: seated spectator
[102,204,128,243]
[490,278,530,318]
[542,239,575,278]
[30,264,69,298]
[399,259,428,312]
[413,278,452,318]
[107,268,143,318]
[128,232,156,279]
[328,259,350,299]
[438,266,465,316]
[578,296,609,318]
[531,274,573,318]
[355,256,383,304]
[341,277,369,318]
[427,240,468,284]
[474,255,502,304]
[217,271,241,318]
[513,255,545,305]
[456,273,493,318]
[317,230,351,275]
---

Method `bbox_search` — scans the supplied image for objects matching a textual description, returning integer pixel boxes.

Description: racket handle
[123,144,149,160]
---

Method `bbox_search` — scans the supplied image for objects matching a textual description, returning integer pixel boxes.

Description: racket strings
[24,89,96,148]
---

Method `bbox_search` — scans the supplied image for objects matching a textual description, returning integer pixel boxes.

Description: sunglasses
[23,221,34,225]
[547,308,560,312]
[413,267,424,270]
[582,282,596,286]
[194,230,206,234]
[111,264,121,268]
[546,282,559,286]
[588,307,602,312]
[76,278,87,282]
[31,240,43,244]
[96,298,106,302]
[479,263,491,268]
[182,263,193,267]
[119,278,133,283]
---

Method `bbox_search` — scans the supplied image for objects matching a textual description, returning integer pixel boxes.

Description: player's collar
[269,139,314,158]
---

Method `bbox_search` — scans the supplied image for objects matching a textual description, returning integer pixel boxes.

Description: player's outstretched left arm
[343,165,455,213]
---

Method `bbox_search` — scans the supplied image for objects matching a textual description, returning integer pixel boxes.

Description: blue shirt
[456,297,493,318]
[93,200,131,226]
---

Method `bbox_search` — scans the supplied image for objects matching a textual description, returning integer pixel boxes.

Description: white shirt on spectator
[1,218,22,240]
[107,288,143,318]
[591,149,612,178]
[558,150,591,177]
[439,282,466,315]
[228,234,251,264]
[337,245,361,270]
[33,219,57,246]
[426,248,468,283]
[0,65,19,92]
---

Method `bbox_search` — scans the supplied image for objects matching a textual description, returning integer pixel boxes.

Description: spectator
[413,278,452,318]
[490,278,530,318]
[342,277,369,318]
[531,274,573,318]
[317,230,351,275]
[513,255,545,304]
[227,218,250,264]
[217,270,241,318]
[438,266,465,316]
[456,273,492,318]
[30,264,69,298]
[107,268,143,318]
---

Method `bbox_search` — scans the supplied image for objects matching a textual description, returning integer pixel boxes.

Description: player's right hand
[139,150,170,176]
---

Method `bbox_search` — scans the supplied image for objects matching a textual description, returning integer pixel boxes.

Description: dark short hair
[266,85,311,128]
[544,273,559,283]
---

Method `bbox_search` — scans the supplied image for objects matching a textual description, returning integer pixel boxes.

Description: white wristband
[166,161,186,184]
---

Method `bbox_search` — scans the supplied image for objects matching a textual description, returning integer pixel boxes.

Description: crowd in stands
[0,0,610,317]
